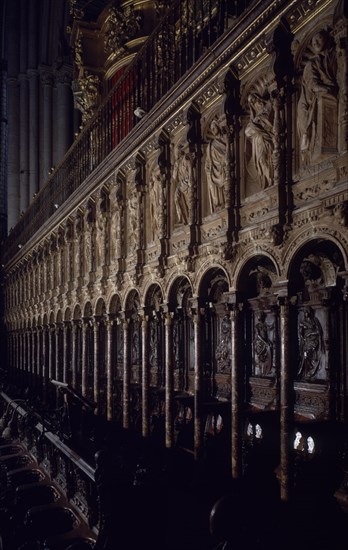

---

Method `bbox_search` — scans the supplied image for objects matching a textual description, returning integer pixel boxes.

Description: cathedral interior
[0,0,347,549]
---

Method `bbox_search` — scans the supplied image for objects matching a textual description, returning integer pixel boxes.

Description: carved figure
[298,306,325,380]
[128,191,138,251]
[173,144,193,225]
[216,314,231,373]
[253,311,273,376]
[148,164,162,240]
[297,30,337,160]
[245,92,274,189]
[205,119,228,212]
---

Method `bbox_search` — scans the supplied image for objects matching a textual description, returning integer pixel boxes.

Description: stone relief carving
[128,190,139,254]
[148,162,163,241]
[245,92,274,189]
[173,143,193,225]
[216,314,231,373]
[253,311,274,376]
[297,305,325,380]
[205,118,228,212]
[297,29,338,164]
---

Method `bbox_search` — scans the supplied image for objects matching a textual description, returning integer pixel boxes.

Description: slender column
[31,329,35,385]
[6,0,20,228]
[81,321,87,397]
[193,306,203,460]
[71,322,77,388]
[48,326,53,380]
[141,314,149,437]
[231,304,242,478]
[55,67,73,164]
[55,325,60,381]
[164,311,174,447]
[106,319,113,421]
[279,298,291,501]
[28,68,39,197]
[19,73,29,212]
[37,327,41,383]
[93,319,100,408]
[62,322,68,384]
[122,318,130,429]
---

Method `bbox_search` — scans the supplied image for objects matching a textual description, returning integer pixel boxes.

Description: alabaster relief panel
[296,28,338,167]
[242,75,276,198]
[126,174,140,258]
[202,111,229,217]
[171,136,193,227]
[146,154,163,245]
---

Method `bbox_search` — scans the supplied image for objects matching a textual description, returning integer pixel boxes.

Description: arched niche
[198,267,230,402]
[236,255,279,411]
[287,238,346,421]
[125,290,142,428]
[168,276,193,395]
[145,284,164,391]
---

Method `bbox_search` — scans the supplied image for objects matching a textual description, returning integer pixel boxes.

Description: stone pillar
[6,0,20,228]
[93,319,100,408]
[28,68,39,197]
[71,322,77,388]
[123,318,130,429]
[193,305,203,460]
[55,325,60,381]
[19,73,29,212]
[141,313,149,438]
[31,329,35,385]
[279,298,291,501]
[40,67,53,184]
[48,326,53,380]
[164,311,174,447]
[62,322,68,384]
[55,67,73,164]
[81,321,87,397]
[106,319,113,421]
[230,304,242,478]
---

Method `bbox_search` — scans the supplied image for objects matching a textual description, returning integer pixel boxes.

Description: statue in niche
[205,119,228,212]
[173,144,193,225]
[216,314,231,373]
[253,311,273,376]
[128,190,138,252]
[148,163,162,240]
[148,321,158,368]
[245,92,274,189]
[297,29,337,162]
[298,306,325,380]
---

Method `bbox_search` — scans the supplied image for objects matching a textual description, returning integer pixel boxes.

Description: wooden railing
[2,0,253,263]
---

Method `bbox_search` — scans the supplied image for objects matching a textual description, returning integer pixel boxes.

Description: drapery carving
[245,92,275,189]
[253,311,274,376]
[173,143,193,225]
[297,29,338,164]
[205,118,228,212]
[297,305,325,381]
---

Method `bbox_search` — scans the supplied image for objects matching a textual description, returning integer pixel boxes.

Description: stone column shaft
[231,305,242,478]
[141,315,149,438]
[165,313,174,447]
[280,299,291,501]
[106,320,113,421]
[71,323,77,388]
[81,323,87,397]
[93,320,100,408]
[194,310,202,460]
[62,324,68,384]
[123,319,130,429]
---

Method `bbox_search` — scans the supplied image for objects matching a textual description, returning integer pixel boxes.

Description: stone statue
[216,314,231,373]
[173,144,193,225]
[148,163,162,240]
[205,119,228,212]
[245,92,274,189]
[297,30,337,162]
[128,191,138,252]
[253,311,273,376]
[298,306,325,380]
